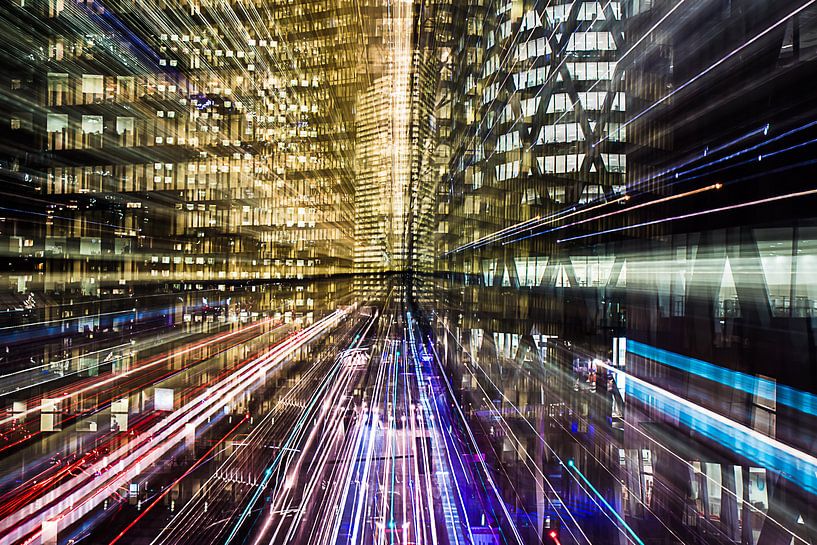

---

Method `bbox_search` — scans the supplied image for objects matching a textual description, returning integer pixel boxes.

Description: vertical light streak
[425,338,526,545]
[408,312,472,545]
[435,321,597,545]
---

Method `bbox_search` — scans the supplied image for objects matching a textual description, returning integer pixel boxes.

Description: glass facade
[1,0,817,544]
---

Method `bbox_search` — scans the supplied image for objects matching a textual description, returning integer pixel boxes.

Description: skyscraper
[441,0,628,282]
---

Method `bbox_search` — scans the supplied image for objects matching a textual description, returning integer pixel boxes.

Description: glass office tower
[14,0,361,285]
[441,0,627,263]
[1,1,817,545]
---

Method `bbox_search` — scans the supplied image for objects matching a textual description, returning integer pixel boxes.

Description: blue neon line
[672,137,817,186]
[627,340,817,418]
[624,379,817,497]
[558,183,817,244]
[672,120,817,179]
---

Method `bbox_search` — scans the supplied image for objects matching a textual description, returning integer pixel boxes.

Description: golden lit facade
[0,0,460,301]
[10,0,362,293]
[353,0,415,284]
[354,0,453,298]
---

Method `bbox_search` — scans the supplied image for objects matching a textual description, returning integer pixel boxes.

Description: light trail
[0,316,282,428]
[247,311,379,545]
[434,319,613,545]
[557,188,817,243]
[530,343,805,545]
[504,183,721,245]
[444,115,817,259]
[600,380,809,544]
[0,318,288,465]
[596,0,817,146]
[0,319,190,397]
[0,326,283,472]
[424,334,527,545]
[566,460,645,545]
[672,135,817,188]
[594,359,817,497]
[626,123,772,192]
[628,339,817,418]
[147,322,356,544]
[449,195,628,254]
[540,393,691,545]
[106,415,250,545]
[217,308,373,545]
[238,300,524,545]
[344,319,396,545]
[0,309,347,545]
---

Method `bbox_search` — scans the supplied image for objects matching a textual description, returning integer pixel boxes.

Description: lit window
[81,115,103,134]
[47,113,68,132]
[82,75,103,94]
[116,117,134,134]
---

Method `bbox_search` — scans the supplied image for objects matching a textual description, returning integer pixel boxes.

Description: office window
[10,113,32,131]
[82,115,103,134]
[602,153,626,173]
[47,73,69,106]
[117,116,135,146]
[538,154,585,174]
[116,116,134,134]
[82,75,104,94]
[47,113,68,132]
[751,375,776,437]
[540,123,582,144]
[117,76,135,101]
[48,0,64,16]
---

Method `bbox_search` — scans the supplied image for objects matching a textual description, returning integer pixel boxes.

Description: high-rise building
[1,0,362,294]
[407,0,454,281]
[3,1,817,545]
[441,0,628,280]
[353,0,452,299]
